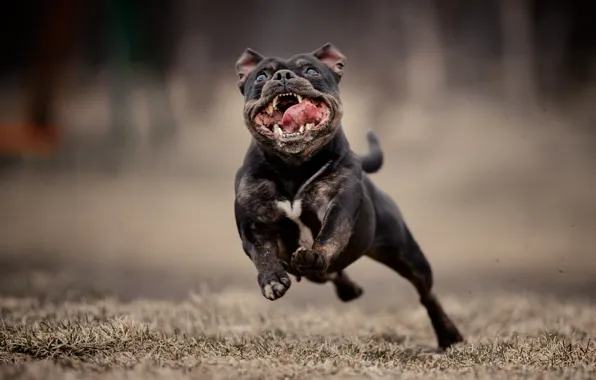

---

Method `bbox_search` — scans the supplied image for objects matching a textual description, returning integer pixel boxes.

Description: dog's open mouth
[253,93,331,140]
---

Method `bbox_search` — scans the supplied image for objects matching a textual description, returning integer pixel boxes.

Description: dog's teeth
[299,125,304,133]
[296,94,303,103]
[272,96,279,110]
[266,104,273,115]
[274,124,282,137]
[279,131,300,138]
[306,123,314,130]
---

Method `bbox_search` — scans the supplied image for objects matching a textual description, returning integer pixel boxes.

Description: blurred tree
[107,0,178,152]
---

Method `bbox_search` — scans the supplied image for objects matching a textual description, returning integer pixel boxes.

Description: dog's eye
[305,68,319,77]
[255,73,267,83]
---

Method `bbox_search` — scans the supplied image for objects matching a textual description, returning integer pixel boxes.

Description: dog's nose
[272,69,297,82]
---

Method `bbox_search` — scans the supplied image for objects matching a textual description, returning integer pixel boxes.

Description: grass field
[1,282,595,379]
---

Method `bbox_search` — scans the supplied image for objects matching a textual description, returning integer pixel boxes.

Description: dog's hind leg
[366,225,463,349]
[329,271,364,302]
[305,270,363,302]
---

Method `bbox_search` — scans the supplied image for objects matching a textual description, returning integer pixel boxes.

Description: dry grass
[1,286,595,379]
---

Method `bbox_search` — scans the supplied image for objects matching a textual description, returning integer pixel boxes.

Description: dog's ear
[312,43,346,79]
[235,48,264,94]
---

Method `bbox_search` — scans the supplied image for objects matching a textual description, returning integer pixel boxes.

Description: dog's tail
[360,131,383,174]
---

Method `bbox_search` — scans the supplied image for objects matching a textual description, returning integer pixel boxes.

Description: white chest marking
[276,199,314,249]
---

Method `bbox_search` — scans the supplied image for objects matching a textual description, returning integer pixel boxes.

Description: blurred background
[1,0,595,305]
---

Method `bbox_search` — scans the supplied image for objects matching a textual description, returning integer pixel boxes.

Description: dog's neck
[257,126,351,179]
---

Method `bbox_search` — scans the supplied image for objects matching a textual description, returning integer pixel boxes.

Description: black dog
[233,43,463,350]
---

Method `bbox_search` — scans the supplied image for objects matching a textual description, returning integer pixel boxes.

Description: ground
[1,282,595,379]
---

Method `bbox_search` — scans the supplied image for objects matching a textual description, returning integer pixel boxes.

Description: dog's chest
[275,198,315,248]
[273,192,330,261]
[237,167,336,260]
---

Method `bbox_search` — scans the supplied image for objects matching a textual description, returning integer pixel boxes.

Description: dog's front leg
[291,178,363,276]
[239,221,291,300]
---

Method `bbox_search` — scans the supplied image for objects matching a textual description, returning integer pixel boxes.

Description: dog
[233,43,464,350]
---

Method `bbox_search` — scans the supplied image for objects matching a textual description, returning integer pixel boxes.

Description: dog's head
[235,43,346,158]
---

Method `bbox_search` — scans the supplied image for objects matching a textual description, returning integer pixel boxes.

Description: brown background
[1,0,595,305]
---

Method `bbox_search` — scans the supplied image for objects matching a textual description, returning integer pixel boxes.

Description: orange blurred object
[0,0,78,157]
[0,125,59,156]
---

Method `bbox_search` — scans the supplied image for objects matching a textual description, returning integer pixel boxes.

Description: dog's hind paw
[336,282,363,302]
[258,271,291,300]
[437,326,465,350]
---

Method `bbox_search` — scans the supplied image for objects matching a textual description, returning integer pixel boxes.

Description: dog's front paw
[257,271,291,301]
[291,247,329,276]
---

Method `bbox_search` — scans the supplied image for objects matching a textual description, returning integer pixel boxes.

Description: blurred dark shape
[0,0,75,159]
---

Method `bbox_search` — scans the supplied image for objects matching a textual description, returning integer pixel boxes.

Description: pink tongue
[281,102,319,132]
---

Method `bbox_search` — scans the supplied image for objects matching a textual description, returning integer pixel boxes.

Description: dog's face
[235,43,346,158]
